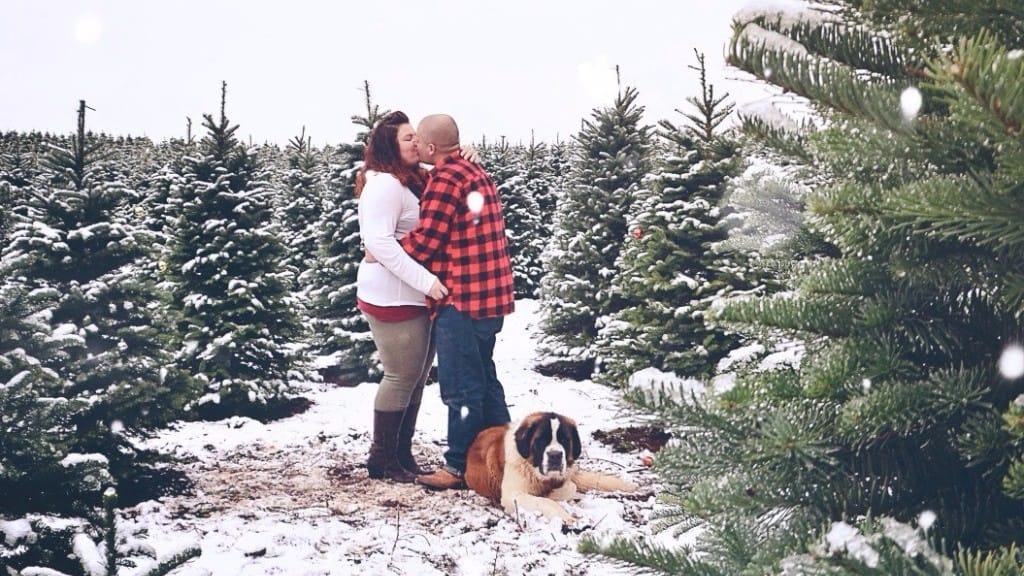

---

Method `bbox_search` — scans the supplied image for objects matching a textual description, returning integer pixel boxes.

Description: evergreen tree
[145,162,187,245]
[0,179,12,245]
[2,101,192,489]
[536,83,652,378]
[717,162,807,256]
[1,121,203,576]
[0,279,96,515]
[515,133,554,298]
[352,79,384,145]
[540,137,571,216]
[718,155,840,285]
[144,125,201,248]
[596,52,754,384]
[165,84,305,415]
[847,0,1024,53]
[1,143,37,189]
[1,145,85,515]
[587,2,1024,573]
[482,137,545,298]
[1,487,200,575]
[279,127,327,295]
[307,80,385,385]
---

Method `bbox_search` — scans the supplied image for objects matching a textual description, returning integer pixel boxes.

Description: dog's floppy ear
[560,416,582,462]
[569,423,582,461]
[515,416,540,460]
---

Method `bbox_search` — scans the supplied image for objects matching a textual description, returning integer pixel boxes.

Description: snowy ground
[130,300,666,576]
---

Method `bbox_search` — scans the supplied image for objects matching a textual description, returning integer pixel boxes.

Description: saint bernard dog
[464,411,638,524]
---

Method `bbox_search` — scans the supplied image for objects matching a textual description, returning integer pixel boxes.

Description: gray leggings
[365,312,435,411]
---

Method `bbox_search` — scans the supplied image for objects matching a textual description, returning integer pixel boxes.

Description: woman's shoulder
[362,171,406,194]
[365,170,403,182]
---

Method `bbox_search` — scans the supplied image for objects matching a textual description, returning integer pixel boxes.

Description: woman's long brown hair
[354,111,427,198]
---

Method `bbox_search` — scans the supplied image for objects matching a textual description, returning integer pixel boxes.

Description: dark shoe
[397,402,433,475]
[416,467,465,490]
[367,410,417,484]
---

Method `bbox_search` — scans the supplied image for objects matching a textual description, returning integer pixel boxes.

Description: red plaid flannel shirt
[400,152,515,319]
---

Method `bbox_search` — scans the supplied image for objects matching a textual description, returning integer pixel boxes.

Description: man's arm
[400,175,459,261]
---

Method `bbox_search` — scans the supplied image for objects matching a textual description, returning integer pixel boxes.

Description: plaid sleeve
[400,174,458,262]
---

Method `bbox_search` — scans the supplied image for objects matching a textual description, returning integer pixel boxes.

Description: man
[400,114,515,490]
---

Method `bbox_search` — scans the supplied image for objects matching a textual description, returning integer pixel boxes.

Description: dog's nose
[546,449,563,470]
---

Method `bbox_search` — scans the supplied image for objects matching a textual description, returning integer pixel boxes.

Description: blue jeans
[434,305,510,474]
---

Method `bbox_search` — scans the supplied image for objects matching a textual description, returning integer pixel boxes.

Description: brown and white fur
[464,411,637,524]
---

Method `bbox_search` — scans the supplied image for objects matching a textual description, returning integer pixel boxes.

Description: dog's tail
[574,469,638,493]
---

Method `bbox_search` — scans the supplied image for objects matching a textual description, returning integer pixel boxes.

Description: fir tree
[307,80,386,385]
[482,137,545,298]
[144,127,201,255]
[2,101,192,492]
[0,179,12,246]
[587,2,1024,573]
[1,143,37,189]
[352,79,384,145]
[540,137,572,216]
[1,148,81,515]
[1,122,202,576]
[0,279,94,515]
[537,82,652,378]
[1,487,201,575]
[596,52,754,384]
[165,83,305,415]
[516,133,554,298]
[279,127,327,295]
[847,0,1024,53]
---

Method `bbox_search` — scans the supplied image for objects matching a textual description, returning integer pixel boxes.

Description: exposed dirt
[591,425,672,453]
[533,359,597,381]
[192,395,316,423]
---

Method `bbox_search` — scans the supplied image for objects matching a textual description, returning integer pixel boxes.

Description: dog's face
[514,412,582,480]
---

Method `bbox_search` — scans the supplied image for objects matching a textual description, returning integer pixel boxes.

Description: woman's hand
[459,145,480,164]
[427,278,449,301]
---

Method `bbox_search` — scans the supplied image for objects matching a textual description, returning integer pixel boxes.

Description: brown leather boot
[366,410,416,483]
[416,467,465,490]
[397,402,433,475]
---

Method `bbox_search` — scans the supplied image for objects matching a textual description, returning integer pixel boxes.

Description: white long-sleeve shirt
[356,170,436,307]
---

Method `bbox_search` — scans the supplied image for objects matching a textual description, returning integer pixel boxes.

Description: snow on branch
[737,100,801,132]
[733,0,839,31]
[736,23,810,58]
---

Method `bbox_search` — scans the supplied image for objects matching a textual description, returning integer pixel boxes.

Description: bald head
[417,114,460,164]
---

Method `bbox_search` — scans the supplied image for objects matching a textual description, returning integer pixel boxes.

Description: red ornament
[632,227,643,239]
[641,455,654,467]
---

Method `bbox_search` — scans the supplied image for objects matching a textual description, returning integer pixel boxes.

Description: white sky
[1,0,778,147]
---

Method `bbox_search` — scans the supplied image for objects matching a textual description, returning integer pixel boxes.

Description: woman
[355,111,449,483]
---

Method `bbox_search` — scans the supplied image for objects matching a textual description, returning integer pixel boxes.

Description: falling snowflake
[900,87,923,121]
[999,344,1024,380]
[918,510,937,531]
[467,191,484,214]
